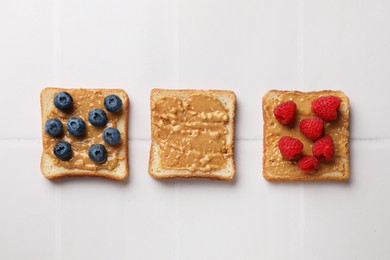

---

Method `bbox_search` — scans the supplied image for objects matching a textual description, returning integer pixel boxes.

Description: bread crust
[149,88,236,180]
[262,89,350,181]
[40,87,129,181]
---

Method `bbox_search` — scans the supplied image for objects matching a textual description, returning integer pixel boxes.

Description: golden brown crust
[262,89,350,181]
[149,88,236,180]
[40,87,129,181]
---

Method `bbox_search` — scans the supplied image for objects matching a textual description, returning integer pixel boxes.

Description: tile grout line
[297,0,305,88]
[299,184,305,260]
[297,0,305,259]
[174,181,181,260]
[3,137,390,142]
[53,0,62,259]
[55,186,62,260]
[173,0,180,87]
[53,0,61,85]
[173,0,181,258]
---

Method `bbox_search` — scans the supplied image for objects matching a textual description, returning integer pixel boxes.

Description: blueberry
[88,108,107,127]
[103,127,121,145]
[66,116,86,137]
[45,118,63,137]
[54,92,73,110]
[53,141,72,160]
[88,144,107,163]
[104,94,122,112]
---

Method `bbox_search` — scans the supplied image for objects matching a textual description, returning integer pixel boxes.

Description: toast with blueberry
[40,88,129,180]
[262,90,350,181]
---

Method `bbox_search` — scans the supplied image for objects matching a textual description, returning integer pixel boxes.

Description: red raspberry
[312,134,335,162]
[278,136,304,160]
[298,155,319,173]
[311,96,341,121]
[274,101,296,125]
[299,117,324,140]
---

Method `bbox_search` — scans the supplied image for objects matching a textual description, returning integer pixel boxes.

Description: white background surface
[1,0,390,259]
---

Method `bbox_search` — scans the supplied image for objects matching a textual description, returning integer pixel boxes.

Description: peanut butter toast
[149,89,236,180]
[40,87,129,180]
[263,90,350,181]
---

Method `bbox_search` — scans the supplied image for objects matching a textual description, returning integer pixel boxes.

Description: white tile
[0,0,55,139]
[59,180,128,260]
[59,0,176,141]
[177,0,301,140]
[304,140,390,260]
[177,141,302,260]
[3,0,390,259]
[303,0,390,139]
[121,140,177,259]
[0,141,56,259]
[59,140,176,260]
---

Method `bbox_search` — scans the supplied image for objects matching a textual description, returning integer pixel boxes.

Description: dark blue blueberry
[45,118,63,137]
[88,108,107,127]
[88,144,107,163]
[66,116,86,137]
[53,141,72,160]
[54,92,73,110]
[104,94,122,112]
[103,127,121,145]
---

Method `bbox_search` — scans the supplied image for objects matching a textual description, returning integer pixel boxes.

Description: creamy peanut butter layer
[43,89,124,171]
[151,94,233,172]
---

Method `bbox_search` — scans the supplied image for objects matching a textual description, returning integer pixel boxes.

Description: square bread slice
[40,87,129,180]
[263,90,350,181]
[149,88,236,180]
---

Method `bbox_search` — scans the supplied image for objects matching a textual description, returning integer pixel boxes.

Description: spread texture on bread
[263,90,350,181]
[149,89,236,180]
[40,87,129,180]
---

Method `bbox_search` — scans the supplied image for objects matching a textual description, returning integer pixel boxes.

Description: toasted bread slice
[149,88,236,180]
[40,87,129,180]
[263,90,350,181]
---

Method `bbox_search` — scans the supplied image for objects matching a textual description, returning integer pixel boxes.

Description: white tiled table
[1,0,390,259]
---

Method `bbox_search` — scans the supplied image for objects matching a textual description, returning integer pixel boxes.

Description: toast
[262,90,350,181]
[149,88,236,180]
[40,87,129,180]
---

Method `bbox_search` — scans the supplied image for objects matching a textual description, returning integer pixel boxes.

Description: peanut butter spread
[151,94,232,172]
[263,91,350,178]
[43,89,124,171]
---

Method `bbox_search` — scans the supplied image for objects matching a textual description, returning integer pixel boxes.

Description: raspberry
[312,134,335,162]
[311,96,341,121]
[278,136,304,160]
[274,101,296,125]
[298,155,319,173]
[299,117,324,140]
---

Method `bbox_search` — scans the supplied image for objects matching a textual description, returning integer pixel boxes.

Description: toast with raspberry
[262,90,350,181]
